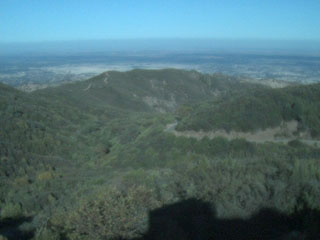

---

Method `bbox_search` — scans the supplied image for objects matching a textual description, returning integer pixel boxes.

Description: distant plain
[1,51,320,91]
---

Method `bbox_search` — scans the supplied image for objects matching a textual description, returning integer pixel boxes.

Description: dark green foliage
[288,139,304,148]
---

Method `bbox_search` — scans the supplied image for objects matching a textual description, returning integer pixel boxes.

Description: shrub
[35,228,60,240]
[0,202,23,218]
[288,139,304,148]
[52,185,160,240]
[37,171,54,181]
[0,235,8,240]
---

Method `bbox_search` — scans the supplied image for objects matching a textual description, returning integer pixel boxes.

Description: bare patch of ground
[142,96,177,113]
[241,78,294,88]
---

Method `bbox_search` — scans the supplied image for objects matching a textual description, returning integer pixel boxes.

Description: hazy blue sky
[1,0,320,43]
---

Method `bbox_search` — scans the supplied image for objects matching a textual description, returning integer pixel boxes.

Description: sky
[1,0,320,43]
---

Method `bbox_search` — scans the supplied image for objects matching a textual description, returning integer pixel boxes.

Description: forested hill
[176,83,320,138]
[33,68,259,113]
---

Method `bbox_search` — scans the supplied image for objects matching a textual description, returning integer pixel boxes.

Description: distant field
[0,52,319,92]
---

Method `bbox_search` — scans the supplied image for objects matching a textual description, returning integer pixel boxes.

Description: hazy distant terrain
[0,51,319,91]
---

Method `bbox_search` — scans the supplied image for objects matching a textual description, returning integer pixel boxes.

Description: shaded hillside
[33,69,258,113]
[176,83,320,137]
[0,81,99,172]
[132,199,320,240]
[0,82,94,216]
[0,82,132,219]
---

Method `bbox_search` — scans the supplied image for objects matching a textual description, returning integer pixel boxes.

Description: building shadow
[126,198,320,240]
[0,216,34,240]
[2,199,319,240]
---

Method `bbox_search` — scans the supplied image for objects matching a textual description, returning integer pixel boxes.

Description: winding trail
[103,72,109,85]
[83,83,92,91]
[165,121,320,147]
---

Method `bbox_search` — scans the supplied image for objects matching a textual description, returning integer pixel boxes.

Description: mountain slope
[33,69,258,113]
[0,82,120,216]
[176,83,320,138]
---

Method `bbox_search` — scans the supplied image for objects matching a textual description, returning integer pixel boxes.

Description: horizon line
[1,37,320,45]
